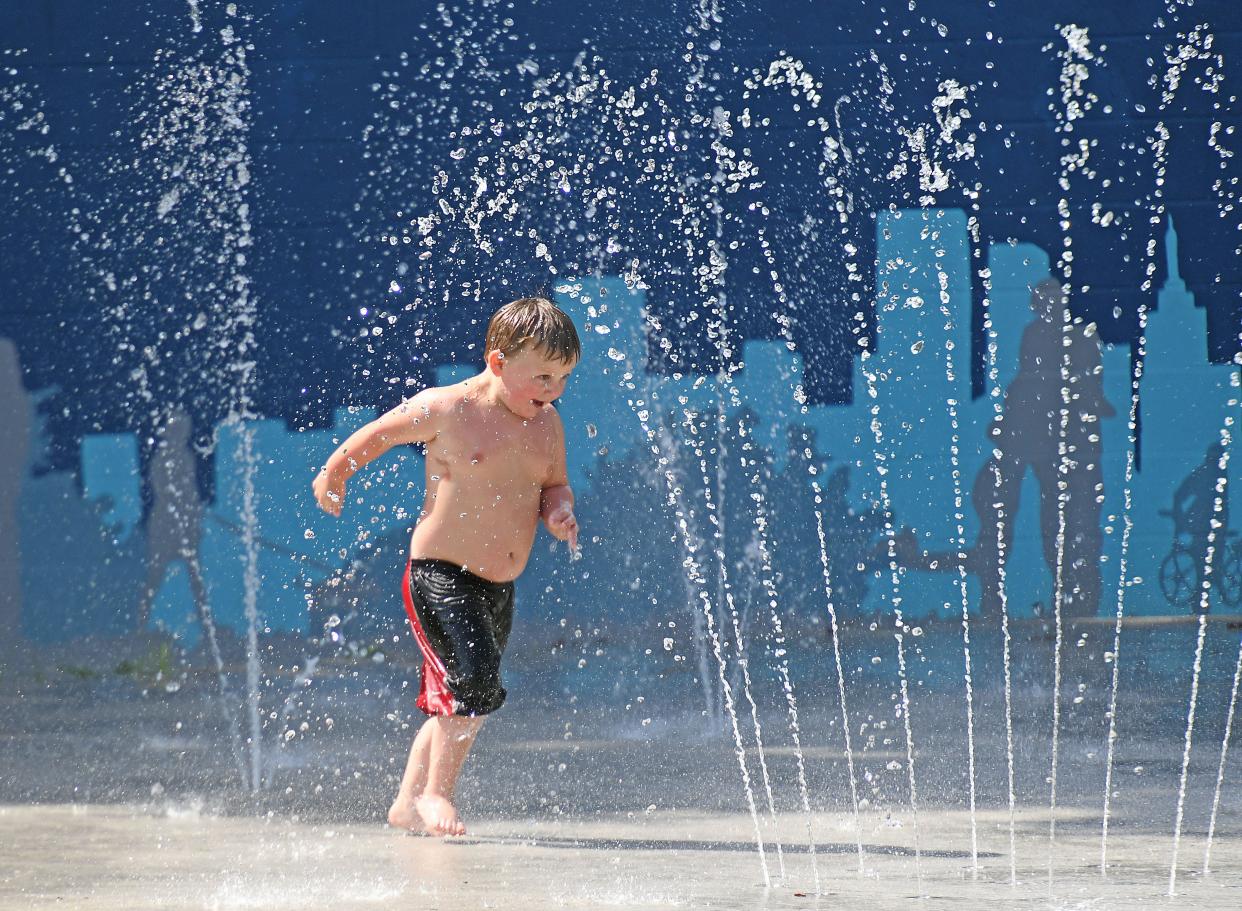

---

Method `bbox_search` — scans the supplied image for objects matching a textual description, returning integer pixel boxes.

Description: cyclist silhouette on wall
[1160,441,1239,613]
[891,277,1115,620]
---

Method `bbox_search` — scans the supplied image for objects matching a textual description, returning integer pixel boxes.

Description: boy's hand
[544,505,579,554]
[312,468,346,517]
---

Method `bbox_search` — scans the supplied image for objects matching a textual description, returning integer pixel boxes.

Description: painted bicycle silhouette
[1157,508,1242,612]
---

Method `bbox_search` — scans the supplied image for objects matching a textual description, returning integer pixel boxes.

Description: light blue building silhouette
[80,434,142,542]
[196,406,419,645]
[553,276,648,490]
[855,207,979,619]
[1125,219,1241,614]
[55,210,1236,646]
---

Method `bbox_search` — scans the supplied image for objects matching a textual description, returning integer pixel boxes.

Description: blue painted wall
[1,1,1239,648]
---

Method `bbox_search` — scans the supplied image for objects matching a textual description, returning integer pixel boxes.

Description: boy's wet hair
[484,296,581,364]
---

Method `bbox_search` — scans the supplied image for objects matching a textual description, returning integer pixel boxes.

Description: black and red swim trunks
[401,558,515,717]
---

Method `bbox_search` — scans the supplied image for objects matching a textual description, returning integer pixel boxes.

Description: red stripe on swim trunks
[402,561,456,715]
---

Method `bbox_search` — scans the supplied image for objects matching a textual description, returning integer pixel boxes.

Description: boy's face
[492,345,576,419]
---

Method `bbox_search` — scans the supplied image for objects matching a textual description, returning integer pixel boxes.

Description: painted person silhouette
[0,339,30,645]
[1007,278,1114,617]
[893,277,1114,619]
[136,408,210,631]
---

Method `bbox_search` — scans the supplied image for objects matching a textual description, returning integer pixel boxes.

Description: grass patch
[57,664,101,680]
[115,642,175,682]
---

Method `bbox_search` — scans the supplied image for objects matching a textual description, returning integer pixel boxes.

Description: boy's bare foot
[415,793,466,836]
[386,799,425,834]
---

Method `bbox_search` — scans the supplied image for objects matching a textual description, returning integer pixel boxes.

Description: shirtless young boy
[312,296,580,836]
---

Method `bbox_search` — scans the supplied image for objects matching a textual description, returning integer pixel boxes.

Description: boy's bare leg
[387,715,484,835]
[386,718,436,830]
[416,715,484,835]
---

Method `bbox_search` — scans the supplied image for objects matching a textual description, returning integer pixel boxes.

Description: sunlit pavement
[3,802,1240,910]
[5,623,1242,910]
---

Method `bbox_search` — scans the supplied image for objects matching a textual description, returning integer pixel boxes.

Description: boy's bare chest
[429,418,549,486]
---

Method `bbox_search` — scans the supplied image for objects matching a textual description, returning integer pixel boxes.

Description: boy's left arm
[540,409,578,551]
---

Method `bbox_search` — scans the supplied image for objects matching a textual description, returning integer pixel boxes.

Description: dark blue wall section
[3,2,1239,457]
[1,1,1240,647]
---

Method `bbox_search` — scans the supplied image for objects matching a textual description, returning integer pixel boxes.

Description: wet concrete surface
[3,802,1241,910]
[3,623,1242,908]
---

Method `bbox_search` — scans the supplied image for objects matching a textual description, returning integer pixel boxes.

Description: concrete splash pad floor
[5,803,1241,910]
[7,624,1242,909]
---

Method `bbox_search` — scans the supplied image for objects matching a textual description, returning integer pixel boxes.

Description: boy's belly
[407,489,541,583]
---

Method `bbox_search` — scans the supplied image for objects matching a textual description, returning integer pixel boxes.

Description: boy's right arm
[312,389,440,516]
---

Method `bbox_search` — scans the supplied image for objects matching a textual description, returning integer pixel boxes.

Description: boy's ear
[486,349,505,374]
